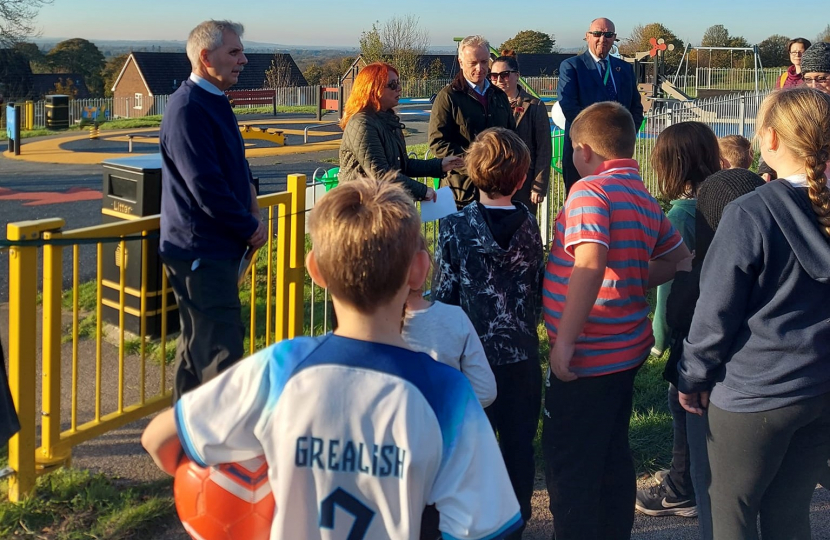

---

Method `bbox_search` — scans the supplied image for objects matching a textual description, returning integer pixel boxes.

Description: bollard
[127,135,134,153]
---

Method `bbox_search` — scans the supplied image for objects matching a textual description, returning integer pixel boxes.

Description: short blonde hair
[757,87,830,239]
[718,135,753,169]
[308,176,421,313]
[466,127,531,197]
[186,20,244,69]
[570,101,636,159]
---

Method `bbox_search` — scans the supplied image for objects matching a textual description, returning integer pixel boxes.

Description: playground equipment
[673,44,768,94]
[239,124,286,147]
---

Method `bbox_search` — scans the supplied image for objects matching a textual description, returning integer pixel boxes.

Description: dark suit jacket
[558,52,644,190]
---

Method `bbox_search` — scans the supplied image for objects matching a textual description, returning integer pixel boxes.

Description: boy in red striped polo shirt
[541,101,690,539]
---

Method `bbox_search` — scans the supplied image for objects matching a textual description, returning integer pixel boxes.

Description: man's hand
[423,187,437,202]
[679,390,709,416]
[247,221,267,249]
[550,341,577,382]
[441,156,464,172]
[530,192,545,205]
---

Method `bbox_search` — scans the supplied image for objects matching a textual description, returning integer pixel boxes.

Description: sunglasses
[588,31,617,38]
[489,70,517,81]
[386,80,402,91]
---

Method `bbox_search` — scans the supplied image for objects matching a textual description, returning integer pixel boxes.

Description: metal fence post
[6,218,65,501]
[738,94,746,138]
[287,174,306,339]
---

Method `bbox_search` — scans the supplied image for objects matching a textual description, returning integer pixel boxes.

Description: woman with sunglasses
[339,62,463,202]
[777,38,811,89]
[490,51,552,215]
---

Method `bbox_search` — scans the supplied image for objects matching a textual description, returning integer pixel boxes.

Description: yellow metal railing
[5,174,306,501]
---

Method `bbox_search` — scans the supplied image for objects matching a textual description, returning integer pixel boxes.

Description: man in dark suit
[558,18,644,192]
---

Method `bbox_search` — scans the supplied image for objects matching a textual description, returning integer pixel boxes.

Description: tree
[0,47,33,97]
[264,54,294,88]
[500,30,557,54]
[303,63,323,86]
[53,76,78,98]
[698,25,750,68]
[0,0,52,48]
[817,24,830,43]
[757,34,790,68]
[619,23,684,71]
[426,58,448,79]
[359,14,429,80]
[46,38,106,96]
[12,40,48,71]
[101,53,129,97]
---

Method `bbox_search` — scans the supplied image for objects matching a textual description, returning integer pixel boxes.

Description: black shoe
[635,480,697,518]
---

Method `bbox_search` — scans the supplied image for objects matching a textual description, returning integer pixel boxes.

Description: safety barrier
[4,175,307,501]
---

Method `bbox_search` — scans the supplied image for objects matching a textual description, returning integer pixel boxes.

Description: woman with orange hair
[339,62,463,201]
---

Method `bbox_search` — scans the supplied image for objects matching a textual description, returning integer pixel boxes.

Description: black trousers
[707,394,830,540]
[162,256,245,403]
[562,136,580,196]
[543,366,639,540]
[667,383,694,496]
[485,359,543,538]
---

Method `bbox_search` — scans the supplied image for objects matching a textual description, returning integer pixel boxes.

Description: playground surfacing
[4,117,343,165]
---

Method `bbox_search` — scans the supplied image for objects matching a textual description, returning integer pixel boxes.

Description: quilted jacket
[428,73,515,209]
[339,109,442,200]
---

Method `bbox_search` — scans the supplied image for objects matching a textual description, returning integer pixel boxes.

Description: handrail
[304,121,341,144]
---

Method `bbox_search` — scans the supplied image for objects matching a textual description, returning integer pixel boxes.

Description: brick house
[110,51,307,117]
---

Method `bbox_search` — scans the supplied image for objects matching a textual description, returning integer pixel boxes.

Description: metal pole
[738,95,746,138]
[13,104,21,156]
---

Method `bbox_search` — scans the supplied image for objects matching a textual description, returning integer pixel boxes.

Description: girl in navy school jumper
[678,87,830,540]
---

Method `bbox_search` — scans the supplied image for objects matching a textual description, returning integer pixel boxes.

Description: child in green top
[638,122,722,519]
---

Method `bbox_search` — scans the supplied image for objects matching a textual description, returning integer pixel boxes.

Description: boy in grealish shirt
[542,101,690,540]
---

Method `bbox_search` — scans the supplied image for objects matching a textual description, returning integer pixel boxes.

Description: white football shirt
[176,334,522,540]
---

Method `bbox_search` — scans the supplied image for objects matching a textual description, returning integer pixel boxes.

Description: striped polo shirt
[543,159,682,377]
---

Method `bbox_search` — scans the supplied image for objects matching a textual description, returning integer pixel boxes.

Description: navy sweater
[678,180,830,412]
[159,79,258,260]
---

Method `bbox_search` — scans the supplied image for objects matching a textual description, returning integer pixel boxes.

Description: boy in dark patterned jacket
[433,127,544,538]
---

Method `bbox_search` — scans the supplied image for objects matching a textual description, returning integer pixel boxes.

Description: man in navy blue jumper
[160,20,267,402]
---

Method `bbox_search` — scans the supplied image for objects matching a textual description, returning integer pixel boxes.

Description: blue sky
[31,0,828,49]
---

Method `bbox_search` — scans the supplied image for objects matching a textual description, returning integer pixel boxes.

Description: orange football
[174,455,275,540]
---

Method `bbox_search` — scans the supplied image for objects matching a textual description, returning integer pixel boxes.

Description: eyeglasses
[587,31,616,38]
[790,51,804,56]
[489,70,517,81]
[385,80,402,91]
[804,76,830,85]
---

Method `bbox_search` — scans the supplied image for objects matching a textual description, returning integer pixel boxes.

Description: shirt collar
[189,73,224,96]
[782,173,808,188]
[588,50,608,64]
[466,77,490,95]
[592,158,640,176]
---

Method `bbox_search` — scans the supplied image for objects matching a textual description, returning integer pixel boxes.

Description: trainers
[635,480,697,518]
[653,469,669,485]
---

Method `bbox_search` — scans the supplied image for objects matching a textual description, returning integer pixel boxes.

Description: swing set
[673,44,769,94]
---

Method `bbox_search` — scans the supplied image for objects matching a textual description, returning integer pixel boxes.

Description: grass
[0,469,175,539]
[234,105,319,115]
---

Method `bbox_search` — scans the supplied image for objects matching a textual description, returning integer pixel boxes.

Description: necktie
[600,59,618,101]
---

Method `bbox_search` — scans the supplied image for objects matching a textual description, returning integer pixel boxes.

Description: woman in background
[339,62,462,202]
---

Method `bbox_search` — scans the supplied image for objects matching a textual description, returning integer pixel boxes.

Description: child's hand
[676,251,695,272]
[550,342,577,382]
[679,390,709,416]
